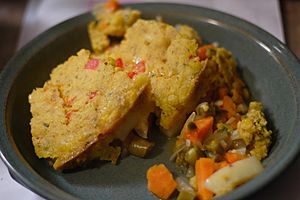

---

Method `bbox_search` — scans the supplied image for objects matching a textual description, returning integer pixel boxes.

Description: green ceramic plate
[1,3,300,200]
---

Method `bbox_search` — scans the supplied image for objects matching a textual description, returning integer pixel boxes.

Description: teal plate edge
[0,3,300,200]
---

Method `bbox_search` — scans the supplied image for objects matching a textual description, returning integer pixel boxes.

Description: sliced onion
[176,176,195,194]
[169,144,186,161]
[186,165,195,178]
[229,148,247,155]
[226,117,236,125]
[230,130,241,140]
[185,139,192,148]
[205,156,263,196]
[195,102,209,115]
[214,100,223,107]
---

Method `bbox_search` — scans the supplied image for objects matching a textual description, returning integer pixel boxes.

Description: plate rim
[0,2,300,200]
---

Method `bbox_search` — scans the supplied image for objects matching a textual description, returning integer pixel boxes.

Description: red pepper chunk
[197,44,214,61]
[85,58,100,70]
[88,91,98,100]
[65,96,76,107]
[66,111,73,124]
[127,71,137,79]
[66,110,78,124]
[134,60,146,73]
[115,58,124,68]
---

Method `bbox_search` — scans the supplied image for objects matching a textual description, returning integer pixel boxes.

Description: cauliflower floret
[237,101,272,160]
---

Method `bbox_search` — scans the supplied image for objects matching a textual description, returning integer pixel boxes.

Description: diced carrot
[216,161,229,170]
[224,152,247,164]
[222,95,236,118]
[184,116,214,144]
[104,0,119,11]
[195,158,215,200]
[218,87,229,99]
[197,44,214,61]
[115,58,124,68]
[147,164,177,199]
[85,58,100,70]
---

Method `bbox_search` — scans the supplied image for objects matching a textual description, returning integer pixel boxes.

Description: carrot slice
[184,116,213,144]
[224,152,247,164]
[222,95,236,118]
[197,44,214,61]
[216,161,229,170]
[195,158,215,200]
[218,87,229,99]
[147,164,177,199]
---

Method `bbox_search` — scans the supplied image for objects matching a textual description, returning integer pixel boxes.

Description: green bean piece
[128,135,154,158]
[177,191,195,200]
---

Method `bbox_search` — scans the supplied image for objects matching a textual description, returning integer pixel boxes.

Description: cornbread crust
[88,6,141,53]
[29,49,149,170]
[108,19,206,135]
[57,91,150,170]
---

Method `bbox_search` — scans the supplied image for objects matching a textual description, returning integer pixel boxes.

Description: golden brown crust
[29,49,149,170]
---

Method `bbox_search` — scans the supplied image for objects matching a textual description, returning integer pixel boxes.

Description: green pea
[185,147,199,165]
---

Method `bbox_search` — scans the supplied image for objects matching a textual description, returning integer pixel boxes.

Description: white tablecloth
[2,1,298,200]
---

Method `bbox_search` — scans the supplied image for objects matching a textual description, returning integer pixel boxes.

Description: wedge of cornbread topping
[107,19,207,136]
[29,49,149,170]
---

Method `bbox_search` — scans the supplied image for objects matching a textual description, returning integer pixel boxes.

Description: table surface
[0,0,300,200]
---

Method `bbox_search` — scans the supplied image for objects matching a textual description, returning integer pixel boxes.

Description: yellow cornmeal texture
[176,24,202,43]
[88,4,141,53]
[107,19,206,134]
[237,102,272,160]
[29,49,148,170]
